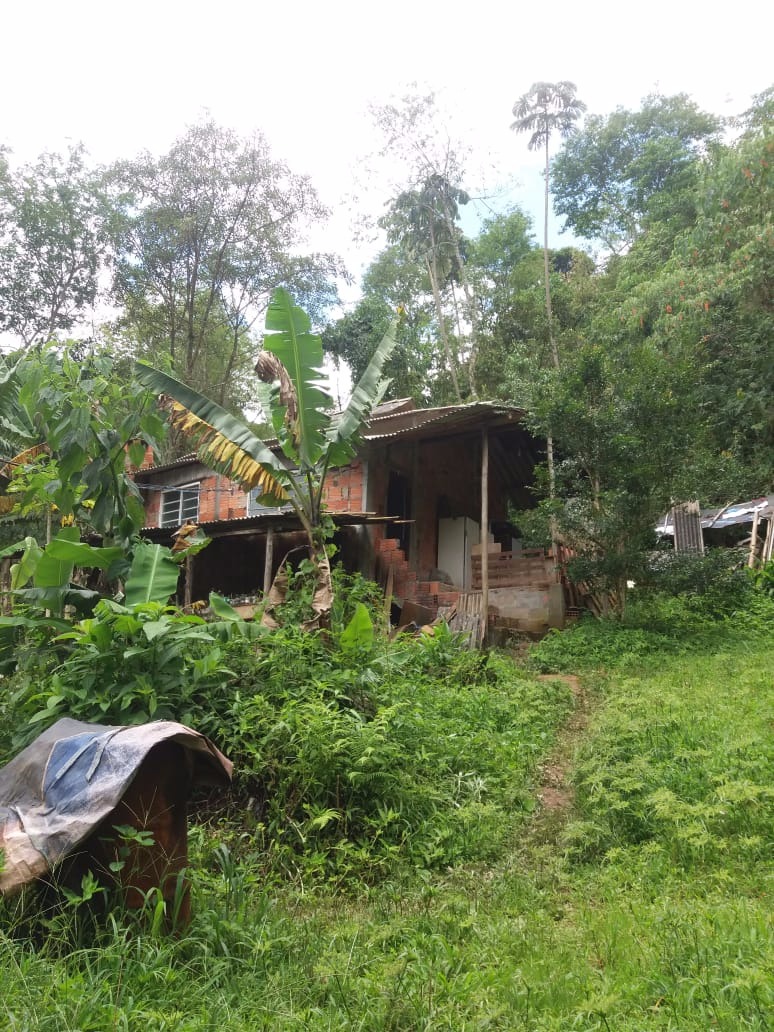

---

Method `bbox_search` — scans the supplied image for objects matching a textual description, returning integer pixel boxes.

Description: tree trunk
[425,252,461,403]
[441,197,479,400]
[543,135,561,568]
[544,135,559,372]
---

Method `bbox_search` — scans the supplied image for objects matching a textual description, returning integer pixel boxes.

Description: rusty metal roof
[134,401,527,475]
[141,511,403,538]
[363,401,525,442]
[134,453,197,477]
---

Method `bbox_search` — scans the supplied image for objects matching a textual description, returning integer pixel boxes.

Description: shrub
[642,547,755,616]
[750,558,774,598]
[527,586,774,674]
[6,600,235,746]
[209,625,572,881]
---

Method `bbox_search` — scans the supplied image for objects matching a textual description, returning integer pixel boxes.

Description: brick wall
[139,459,366,528]
[139,466,250,528]
[322,460,364,513]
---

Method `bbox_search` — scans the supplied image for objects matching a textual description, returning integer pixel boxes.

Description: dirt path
[532,674,591,820]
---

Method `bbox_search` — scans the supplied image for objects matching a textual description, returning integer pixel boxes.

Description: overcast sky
[3,0,772,284]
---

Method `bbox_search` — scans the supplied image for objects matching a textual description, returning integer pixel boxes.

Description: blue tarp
[0,718,231,894]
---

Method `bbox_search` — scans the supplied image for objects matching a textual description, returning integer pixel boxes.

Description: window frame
[159,481,200,528]
[246,485,293,517]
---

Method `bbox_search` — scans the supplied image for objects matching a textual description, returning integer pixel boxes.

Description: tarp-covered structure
[0,718,232,895]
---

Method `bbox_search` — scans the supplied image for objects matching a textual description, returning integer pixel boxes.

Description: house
[134,399,564,634]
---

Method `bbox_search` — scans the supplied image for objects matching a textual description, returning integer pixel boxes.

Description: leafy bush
[642,547,755,616]
[209,626,572,881]
[528,588,774,673]
[750,558,774,598]
[1,565,573,883]
[6,600,235,746]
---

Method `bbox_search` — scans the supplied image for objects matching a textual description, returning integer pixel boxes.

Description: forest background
[1,77,771,603]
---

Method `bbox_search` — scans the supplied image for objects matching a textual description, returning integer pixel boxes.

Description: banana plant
[0,531,202,616]
[136,288,399,629]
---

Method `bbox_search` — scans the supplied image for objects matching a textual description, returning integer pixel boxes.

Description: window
[246,485,293,517]
[160,483,200,527]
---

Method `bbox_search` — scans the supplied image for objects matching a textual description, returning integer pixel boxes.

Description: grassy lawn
[1,603,772,1030]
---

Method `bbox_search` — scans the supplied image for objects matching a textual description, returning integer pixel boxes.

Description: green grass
[1,597,772,1029]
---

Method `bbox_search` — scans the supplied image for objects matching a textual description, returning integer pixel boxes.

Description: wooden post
[263,527,275,595]
[481,427,489,644]
[748,508,760,568]
[184,556,193,608]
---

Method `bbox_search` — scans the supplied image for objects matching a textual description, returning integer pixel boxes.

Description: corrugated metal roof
[134,401,526,474]
[363,401,525,441]
[135,453,197,476]
[141,511,402,537]
[656,498,773,535]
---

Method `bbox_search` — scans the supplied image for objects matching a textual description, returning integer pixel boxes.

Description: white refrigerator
[437,517,480,590]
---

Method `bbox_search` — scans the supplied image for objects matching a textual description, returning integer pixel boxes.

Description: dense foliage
[0,567,572,882]
[323,86,773,609]
[0,83,772,1030]
[1,91,771,606]
[1,587,771,1030]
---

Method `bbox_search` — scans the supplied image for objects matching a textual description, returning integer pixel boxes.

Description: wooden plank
[481,428,489,644]
[442,591,485,648]
[470,550,550,590]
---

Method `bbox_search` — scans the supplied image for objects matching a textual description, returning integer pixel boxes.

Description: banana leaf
[33,526,81,589]
[14,586,102,615]
[263,288,331,468]
[124,542,181,606]
[208,591,243,621]
[134,363,290,504]
[44,536,125,571]
[10,537,43,590]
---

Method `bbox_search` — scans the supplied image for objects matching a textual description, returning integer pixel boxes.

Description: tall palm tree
[511,82,585,566]
[511,81,586,370]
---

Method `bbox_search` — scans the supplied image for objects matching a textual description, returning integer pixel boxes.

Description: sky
[2,0,772,291]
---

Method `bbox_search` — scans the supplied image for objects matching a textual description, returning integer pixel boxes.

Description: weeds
[1,587,771,1029]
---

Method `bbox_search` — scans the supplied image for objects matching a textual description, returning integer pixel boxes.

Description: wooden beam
[263,527,275,595]
[748,508,760,568]
[481,427,489,644]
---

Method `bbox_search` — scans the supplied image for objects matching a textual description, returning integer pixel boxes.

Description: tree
[507,87,774,616]
[511,82,586,563]
[367,90,485,401]
[595,116,774,495]
[471,215,597,401]
[0,346,169,622]
[551,94,720,254]
[8,346,165,551]
[511,81,586,369]
[517,340,699,615]
[0,145,105,346]
[467,208,537,395]
[136,288,398,629]
[323,246,436,403]
[382,174,473,401]
[105,120,340,413]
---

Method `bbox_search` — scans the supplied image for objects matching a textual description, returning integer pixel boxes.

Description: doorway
[386,471,411,557]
